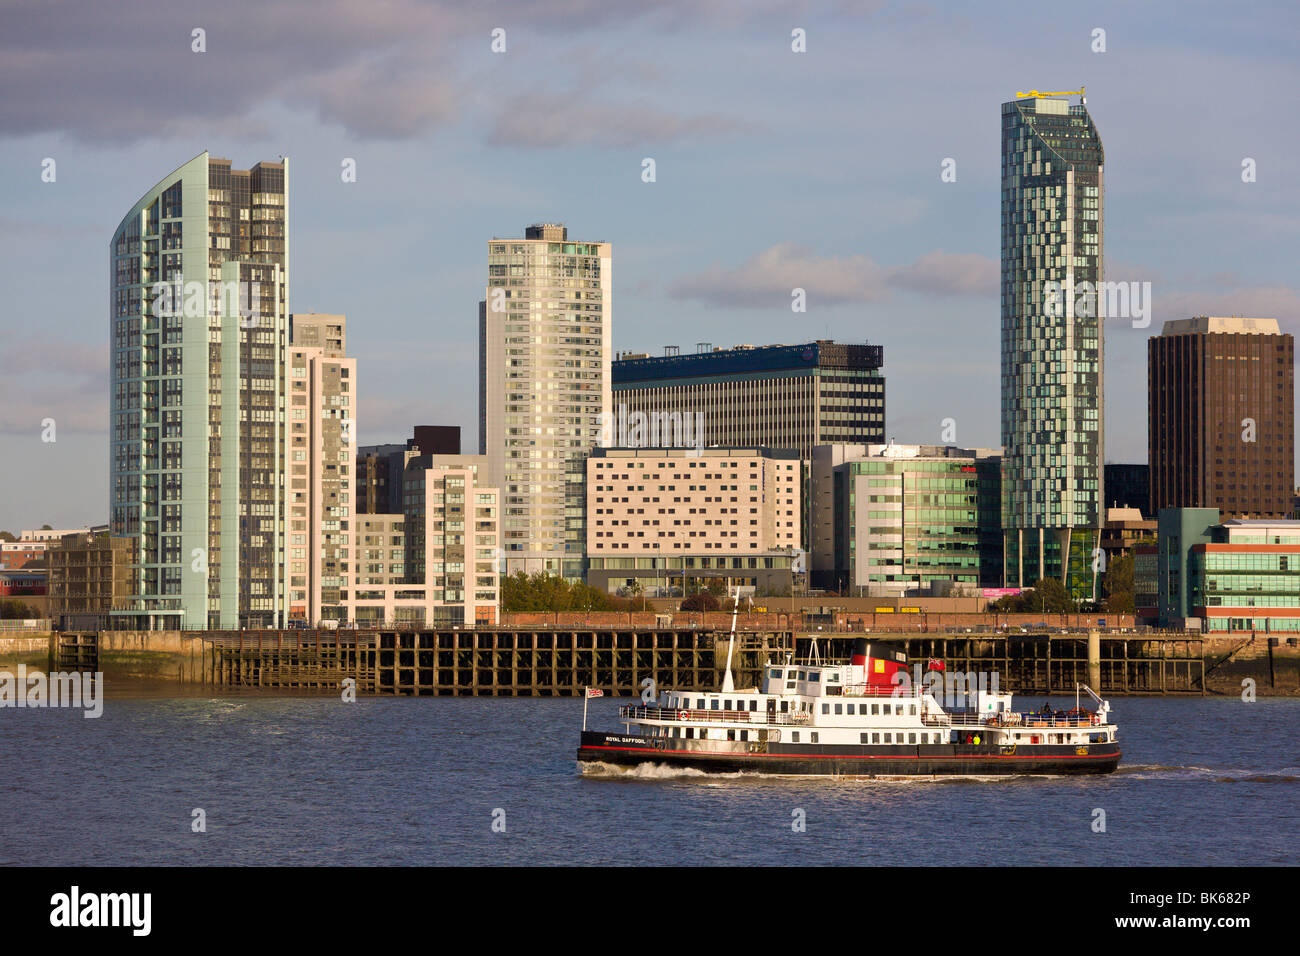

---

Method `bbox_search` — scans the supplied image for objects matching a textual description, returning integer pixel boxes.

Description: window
[860,733,870,744]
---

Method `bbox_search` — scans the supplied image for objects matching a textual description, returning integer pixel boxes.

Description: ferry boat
[577,638,1121,777]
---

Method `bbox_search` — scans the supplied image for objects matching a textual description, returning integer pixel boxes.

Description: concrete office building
[810,443,1002,596]
[612,341,885,459]
[479,224,612,580]
[286,313,355,625]
[1000,93,1105,591]
[110,152,288,628]
[585,447,802,596]
[1148,317,1294,519]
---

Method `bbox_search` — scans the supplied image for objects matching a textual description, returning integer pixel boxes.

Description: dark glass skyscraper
[1000,93,1105,592]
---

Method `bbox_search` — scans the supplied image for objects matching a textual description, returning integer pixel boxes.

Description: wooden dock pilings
[45,628,1214,695]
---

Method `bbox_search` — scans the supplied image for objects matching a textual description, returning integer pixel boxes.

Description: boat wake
[577,761,1067,785]
[578,760,712,780]
[1117,763,1300,783]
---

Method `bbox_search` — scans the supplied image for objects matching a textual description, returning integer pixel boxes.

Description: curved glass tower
[110,152,288,628]
[1000,95,1104,592]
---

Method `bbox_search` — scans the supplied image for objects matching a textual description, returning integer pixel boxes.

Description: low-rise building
[585,446,802,595]
[1136,509,1300,632]
[1,541,47,569]
[1100,506,1156,565]
[810,442,1002,596]
[45,532,137,625]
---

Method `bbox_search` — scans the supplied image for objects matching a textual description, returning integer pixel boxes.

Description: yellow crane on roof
[1016,87,1086,99]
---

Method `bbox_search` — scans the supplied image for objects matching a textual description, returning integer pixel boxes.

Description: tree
[500,572,627,613]
[39,524,52,531]
[626,579,647,612]
[1027,577,1077,614]
[988,578,1077,614]
[681,592,720,612]
[1103,552,1135,613]
[0,531,15,542]
[0,599,37,619]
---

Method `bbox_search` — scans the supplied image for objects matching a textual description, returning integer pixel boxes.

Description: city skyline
[3,0,1299,533]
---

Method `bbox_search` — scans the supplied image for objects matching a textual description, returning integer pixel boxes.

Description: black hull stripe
[579,744,1118,762]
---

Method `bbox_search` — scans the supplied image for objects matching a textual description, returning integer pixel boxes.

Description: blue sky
[1,0,1297,531]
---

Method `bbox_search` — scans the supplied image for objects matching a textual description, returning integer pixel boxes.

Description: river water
[2,694,1297,865]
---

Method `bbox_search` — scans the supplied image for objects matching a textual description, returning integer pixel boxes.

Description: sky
[0,0,1297,532]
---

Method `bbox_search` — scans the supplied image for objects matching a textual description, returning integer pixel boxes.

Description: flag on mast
[586,688,604,698]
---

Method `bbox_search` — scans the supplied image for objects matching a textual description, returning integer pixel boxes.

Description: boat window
[811,733,819,743]
[710,699,719,710]
[908,733,917,744]
[834,704,842,715]
[740,730,748,741]
[884,733,891,743]
[809,672,820,682]
[786,681,796,690]
[792,732,799,742]
[685,727,693,739]
[909,704,916,715]
[827,672,840,682]
[780,701,789,713]
[872,733,880,744]
[882,703,891,715]
[860,733,869,744]
[821,703,829,714]
[749,700,758,711]
[871,704,879,715]
[769,669,782,680]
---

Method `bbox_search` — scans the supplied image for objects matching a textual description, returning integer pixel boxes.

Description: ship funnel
[851,637,870,666]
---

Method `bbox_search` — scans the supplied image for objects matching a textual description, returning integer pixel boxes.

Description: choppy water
[2,693,1297,865]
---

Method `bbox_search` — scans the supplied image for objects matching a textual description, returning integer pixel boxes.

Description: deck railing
[619,704,813,726]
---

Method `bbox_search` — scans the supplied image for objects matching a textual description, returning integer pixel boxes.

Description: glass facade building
[1000,95,1104,592]
[811,444,1001,595]
[110,152,288,629]
[1138,512,1300,632]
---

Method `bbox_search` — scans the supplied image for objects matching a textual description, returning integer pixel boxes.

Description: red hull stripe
[579,745,1115,761]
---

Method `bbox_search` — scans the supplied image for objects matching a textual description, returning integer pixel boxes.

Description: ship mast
[721,586,738,692]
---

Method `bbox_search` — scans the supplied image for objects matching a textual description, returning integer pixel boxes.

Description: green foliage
[0,599,38,619]
[988,577,1077,614]
[500,572,629,613]
[681,592,720,612]
[1103,552,1135,613]
[0,531,15,542]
